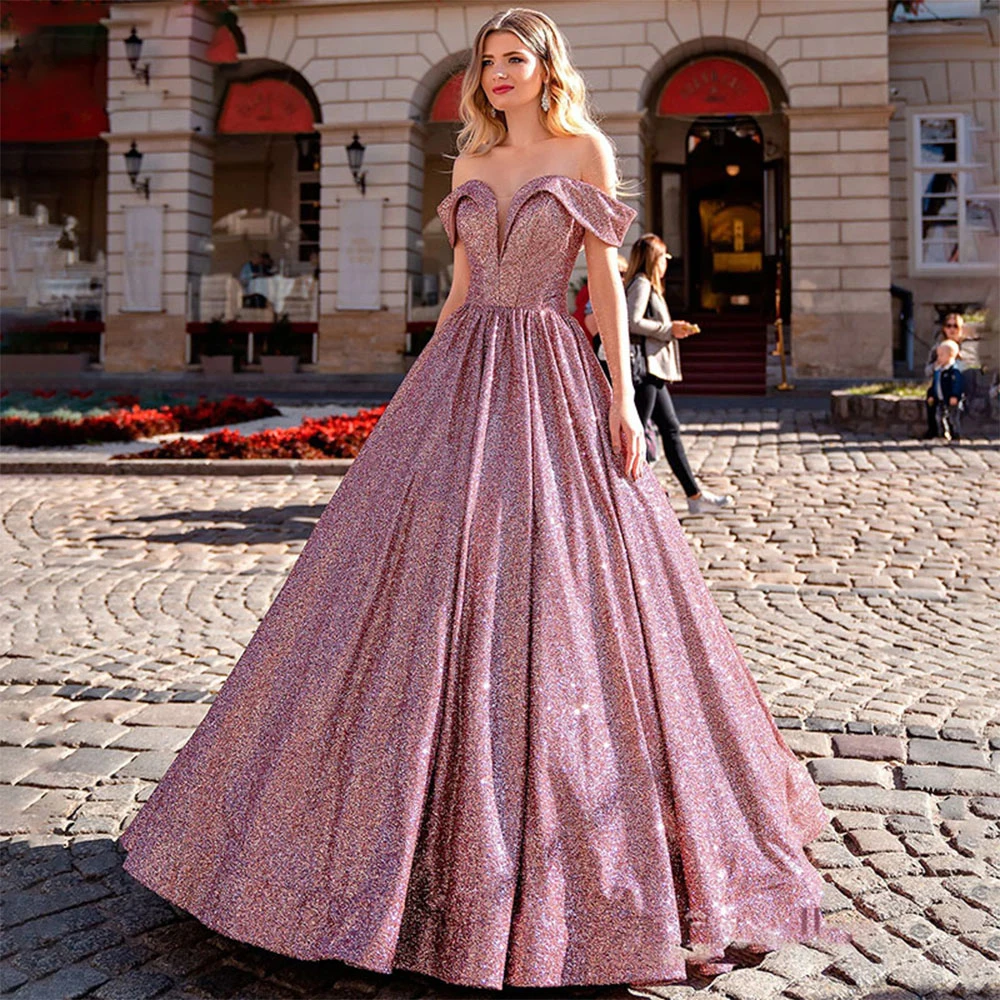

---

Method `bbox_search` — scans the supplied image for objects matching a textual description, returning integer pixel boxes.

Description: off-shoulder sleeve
[556,178,637,247]
[436,188,463,249]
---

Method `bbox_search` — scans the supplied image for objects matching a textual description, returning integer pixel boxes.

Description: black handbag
[627,277,655,386]
[593,278,656,387]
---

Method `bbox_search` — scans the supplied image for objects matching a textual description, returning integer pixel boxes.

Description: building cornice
[784,105,896,131]
[101,130,216,150]
[889,16,994,47]
[317,120,425,143]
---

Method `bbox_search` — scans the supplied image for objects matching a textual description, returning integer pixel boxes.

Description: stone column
[102,2,215,373]
[316,120,423,373]
[787,104,895,378]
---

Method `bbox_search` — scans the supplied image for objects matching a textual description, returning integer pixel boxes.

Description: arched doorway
[687,116,765,313]
[188,55,322,370]
[651,55,788,394]
[404,65,465,363]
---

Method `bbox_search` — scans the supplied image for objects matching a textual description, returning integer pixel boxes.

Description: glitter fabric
[119,173,834,991]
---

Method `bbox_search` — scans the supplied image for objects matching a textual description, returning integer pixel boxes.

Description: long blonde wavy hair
[453,7,623,189]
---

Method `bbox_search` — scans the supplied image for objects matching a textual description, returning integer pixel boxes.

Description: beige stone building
[1,0,996,392]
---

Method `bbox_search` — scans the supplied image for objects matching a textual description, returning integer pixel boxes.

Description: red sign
[430,71,463,123]
[217,78,315,134]
[207,25,240,65]
[658,58,771,116]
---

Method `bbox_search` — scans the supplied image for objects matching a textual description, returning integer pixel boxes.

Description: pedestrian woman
[923,312,965,439]
[583,254,661,461]
[625,233,734,514]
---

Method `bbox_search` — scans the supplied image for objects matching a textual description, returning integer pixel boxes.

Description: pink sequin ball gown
[119,174,836,991]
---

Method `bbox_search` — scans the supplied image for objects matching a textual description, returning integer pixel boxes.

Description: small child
[927,338,965,442]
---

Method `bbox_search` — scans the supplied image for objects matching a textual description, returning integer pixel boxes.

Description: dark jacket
[931,364,965,404]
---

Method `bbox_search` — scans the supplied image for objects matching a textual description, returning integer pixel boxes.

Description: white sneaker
[687,488,735,514]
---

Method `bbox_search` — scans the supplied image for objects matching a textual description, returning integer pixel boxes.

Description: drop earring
[490,105,498,117]
[540,80,550,113]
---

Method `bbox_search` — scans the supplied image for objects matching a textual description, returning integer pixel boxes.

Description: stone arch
[404,53,471,346]
[640,38,789,115]
[638,38,792,395]
[214,58,323,133]
[409,52,470,124]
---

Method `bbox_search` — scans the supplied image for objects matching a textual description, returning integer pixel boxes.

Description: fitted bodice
[436,174,637,310]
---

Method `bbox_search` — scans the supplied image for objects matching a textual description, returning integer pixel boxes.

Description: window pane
[660,172,683,254]
[921,173,958,216]
[920,118,958,164]
[921,221,959,264]
[922,196,958,219]
[966,198,999,264]
[965,197,998,232]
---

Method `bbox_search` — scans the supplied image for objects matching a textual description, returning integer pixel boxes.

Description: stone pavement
[1,405,998,1000]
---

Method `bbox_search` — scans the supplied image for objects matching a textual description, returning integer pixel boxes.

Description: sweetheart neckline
[450,173,618,203]
[445,173,623,259]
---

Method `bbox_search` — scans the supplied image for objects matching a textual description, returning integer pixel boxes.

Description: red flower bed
[2,395,279,447]
[114,405,388,460]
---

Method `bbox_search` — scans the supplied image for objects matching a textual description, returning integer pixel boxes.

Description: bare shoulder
[450,154,477,190]
[575,132,618,195]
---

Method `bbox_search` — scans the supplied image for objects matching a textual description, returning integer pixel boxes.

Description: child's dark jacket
[932,364,965,403]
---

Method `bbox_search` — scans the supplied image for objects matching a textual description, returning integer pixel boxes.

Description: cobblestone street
[1,405,998,1000]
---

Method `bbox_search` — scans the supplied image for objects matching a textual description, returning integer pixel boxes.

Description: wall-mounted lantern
[346,132,366,196]
[124,141,151,199]
[124,28,150,85]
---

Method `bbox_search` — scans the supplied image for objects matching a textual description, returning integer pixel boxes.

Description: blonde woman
[119,8,834,994]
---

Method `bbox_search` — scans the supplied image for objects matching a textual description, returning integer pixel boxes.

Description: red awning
[0,0,109,143]
[430,72,463,123]
[0,0,108,33]
[207,24,241,65]
[659,58,771,116]
[1,61,108,142]
[217,77,316,134]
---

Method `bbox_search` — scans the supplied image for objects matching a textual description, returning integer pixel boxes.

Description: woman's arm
[923,341,939,377]
[626,277,670,338]
[434,242,470,332]
[585,230,631,400]
[580,132,646,480]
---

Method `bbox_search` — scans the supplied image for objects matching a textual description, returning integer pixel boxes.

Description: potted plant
[0,326,93,376]
[260,313,300,374]
[200,318,239,376]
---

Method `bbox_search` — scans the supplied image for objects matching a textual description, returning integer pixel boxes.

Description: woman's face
[480,30,546,114]
[942,316,964,341]
[654,248,669,280]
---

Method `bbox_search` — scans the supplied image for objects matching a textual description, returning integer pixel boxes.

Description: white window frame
[907,107,998,277]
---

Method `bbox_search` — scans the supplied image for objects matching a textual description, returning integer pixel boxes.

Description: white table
[245,275,297,313]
